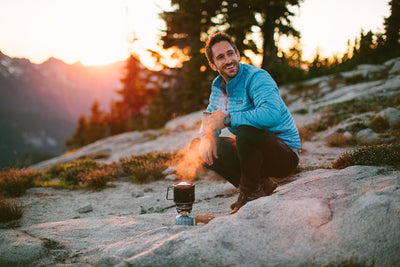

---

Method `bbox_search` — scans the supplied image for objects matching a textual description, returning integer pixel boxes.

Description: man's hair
[205,32,238,64]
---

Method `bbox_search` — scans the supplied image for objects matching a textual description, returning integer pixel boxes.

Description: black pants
[192,125,299,191]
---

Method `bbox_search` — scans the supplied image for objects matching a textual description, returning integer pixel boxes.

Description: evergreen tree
[115,55,148,120]
[354,30,375,64]
[86,100,107,142]
[108,54,156,132]
[384,0,400,57]
[160,0,218,113]
[65,114,89,149]
[219,0,302,72]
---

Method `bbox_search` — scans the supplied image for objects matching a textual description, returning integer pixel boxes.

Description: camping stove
[166,181,195,225]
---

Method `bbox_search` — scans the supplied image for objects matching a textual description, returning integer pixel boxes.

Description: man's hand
[205,110,226,132]
[199,134,217,166]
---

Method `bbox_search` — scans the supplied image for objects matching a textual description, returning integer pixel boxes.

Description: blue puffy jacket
[201,63,301,150]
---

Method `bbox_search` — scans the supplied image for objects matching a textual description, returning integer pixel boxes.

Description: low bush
[59,159,101,186]
[119,152,174,184]
[344,122,368,134]
[0,168,41,197]
[368,116,390,133]
[332,143,400,169]
[326,133,359,147]
[326,133,350,147]
[0,198,24,222]
[298,127,314,142]
[81,168,111,190]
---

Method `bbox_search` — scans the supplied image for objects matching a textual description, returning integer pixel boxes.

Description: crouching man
[192,32,301,214]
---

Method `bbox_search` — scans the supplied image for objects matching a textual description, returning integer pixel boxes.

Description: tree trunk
[261,15,279,72]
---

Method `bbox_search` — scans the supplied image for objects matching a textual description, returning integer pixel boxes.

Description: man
[194,32,301,214]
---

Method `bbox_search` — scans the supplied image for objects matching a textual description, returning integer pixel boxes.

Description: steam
[173,140,204,182]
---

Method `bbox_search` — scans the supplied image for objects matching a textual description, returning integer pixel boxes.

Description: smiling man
[195,32,301,214]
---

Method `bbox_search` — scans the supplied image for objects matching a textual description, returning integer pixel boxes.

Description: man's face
[209,41,240,82]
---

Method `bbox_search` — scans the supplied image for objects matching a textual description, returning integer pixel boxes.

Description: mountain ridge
[0,51,125,167]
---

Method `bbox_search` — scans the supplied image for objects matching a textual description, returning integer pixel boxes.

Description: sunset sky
[0,0,390,69]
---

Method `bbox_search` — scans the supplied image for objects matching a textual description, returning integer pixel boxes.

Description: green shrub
[81,168,111,190]
[0,198,24,222]
[0,168,41,197]
[368,116,390,133]
[345,122,368,134]
[59,159,101,186]
[44,163,67,178]
[333,143,400,169]
[119,152,173,184]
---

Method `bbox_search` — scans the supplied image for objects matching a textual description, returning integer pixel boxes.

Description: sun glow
[0,0,390,68]
[0,0,172,68]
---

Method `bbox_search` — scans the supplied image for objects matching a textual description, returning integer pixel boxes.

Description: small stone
[139,206,147,214]
[132,191,144,198]
[77,204,93,213]
[389,60,400,74]
[165,174,178,181]
[356,128,379,143]
[343,131,353,139]
[162,166,176,175]
[378,107,400,126]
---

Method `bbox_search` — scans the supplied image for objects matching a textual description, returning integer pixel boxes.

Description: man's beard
[220,61,239,81]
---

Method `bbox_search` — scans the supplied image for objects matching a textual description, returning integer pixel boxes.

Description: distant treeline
[65,0,400,150]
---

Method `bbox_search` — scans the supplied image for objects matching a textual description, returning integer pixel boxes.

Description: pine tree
[219,0,302,72]
[86,100,106,142]
[160,0,217,113]
[108,54,156,132]
[384,0,400,57]
[115,55,148,119]
[65,114,89,149]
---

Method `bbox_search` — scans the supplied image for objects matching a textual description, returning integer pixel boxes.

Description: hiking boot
[262,178,277,196]
[230,178,277,210]
[230,186,265,215]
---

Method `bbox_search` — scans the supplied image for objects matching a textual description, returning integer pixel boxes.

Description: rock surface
[101,167,400,267]
[1,57,400,266]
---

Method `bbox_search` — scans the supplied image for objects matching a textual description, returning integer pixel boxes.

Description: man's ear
[209,62,217,71]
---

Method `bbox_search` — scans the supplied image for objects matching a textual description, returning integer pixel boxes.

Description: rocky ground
[1,58,400,266]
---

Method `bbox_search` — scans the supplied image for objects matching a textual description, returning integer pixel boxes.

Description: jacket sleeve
[230,72,281,129]
[199,85,226,138]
